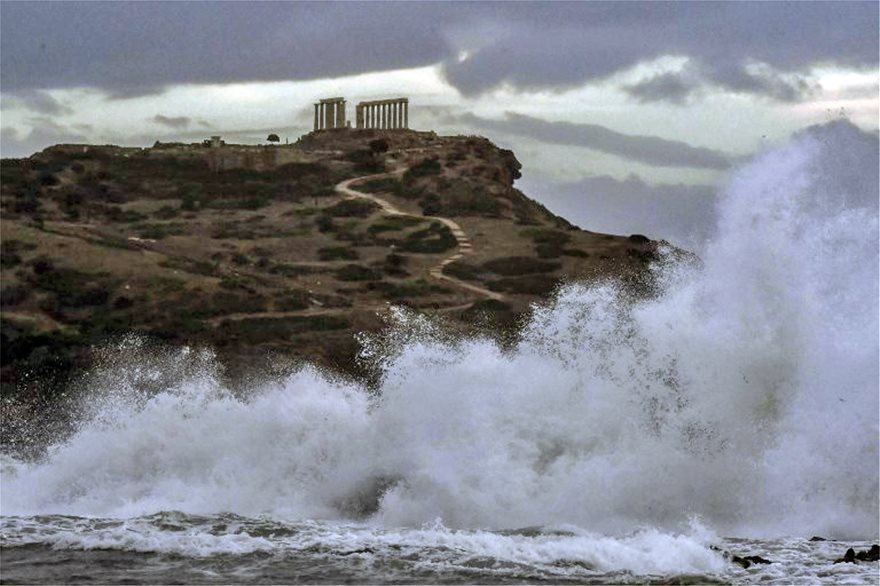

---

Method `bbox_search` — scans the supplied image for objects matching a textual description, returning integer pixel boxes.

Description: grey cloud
[0,3,875,102]
[153,115,192,129]
[460,112,735,170]
[1,90,73,115]
[440,3,877,100]
[624,72,699,105]
[1,118,89,158]
[518,174,718,250]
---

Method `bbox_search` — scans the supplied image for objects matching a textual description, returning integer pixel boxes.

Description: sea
[1,120,878,584]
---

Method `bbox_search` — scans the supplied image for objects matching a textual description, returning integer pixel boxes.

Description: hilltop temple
[313,97,409,131]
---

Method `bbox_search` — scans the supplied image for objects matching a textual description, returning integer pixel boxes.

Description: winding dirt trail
[335,167,505,302]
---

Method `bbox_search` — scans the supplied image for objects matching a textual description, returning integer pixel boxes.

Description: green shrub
[0,284,31,306]
[216,315,350,343]
[359,177,400,194]
[367,216,423,234]
[103,207,147,223]
[315,215,335,233]
[318,246,358,261]
[274,290,310,311]
[153,206,180,220]
[482,256,560,276]
[442,260,483,281]
[323,198,378,217]
[562,249,590,258]
[488,275,558,296]
[136,223,186,240]
[0,240,36,268]
[336,264,382,281]
[366,279,450,299]
[345,149,384,173]
[521,228,572,258]
[404,158,442,180]
[461,299,515,323]
[398,222,457,253]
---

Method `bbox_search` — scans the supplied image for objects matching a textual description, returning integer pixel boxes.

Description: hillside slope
[1,129,662,400]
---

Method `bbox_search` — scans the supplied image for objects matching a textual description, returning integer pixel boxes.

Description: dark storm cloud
[518,174,718,249]
[1,3,875,101]
[459,112,735,170]
[153,115,192,129]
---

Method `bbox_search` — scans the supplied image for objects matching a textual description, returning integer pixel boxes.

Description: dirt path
[335,168,505,302]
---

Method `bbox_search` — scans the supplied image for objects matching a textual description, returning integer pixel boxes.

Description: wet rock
[809,536,828,542]
[711,546,772,568]
[730,554,773,568]
[834,548,856,564]
[854,544,879,562]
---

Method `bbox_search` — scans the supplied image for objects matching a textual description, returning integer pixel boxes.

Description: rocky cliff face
[0,129,661,407]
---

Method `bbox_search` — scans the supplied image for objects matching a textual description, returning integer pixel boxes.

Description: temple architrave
[355,98,408,130]
[312,96,409,132]
[313,97,347,130]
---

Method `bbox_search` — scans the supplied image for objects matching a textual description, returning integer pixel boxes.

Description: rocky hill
[1,129,661,404]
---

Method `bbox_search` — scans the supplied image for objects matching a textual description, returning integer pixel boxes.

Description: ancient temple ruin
[356,98,408,129]
[313,96,409,131]
[313,97,347,130]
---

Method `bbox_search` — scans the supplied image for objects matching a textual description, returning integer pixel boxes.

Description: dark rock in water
[854,544,879,562]
[809,536,828,542]
[834,548,856,564]
[710,546,773,569]
[729,554,773,568]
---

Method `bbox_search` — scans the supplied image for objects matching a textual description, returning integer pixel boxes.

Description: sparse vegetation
[398,222,457,253]
[336,264,382,282]
[318,246,359,261]
[482,256,560,276]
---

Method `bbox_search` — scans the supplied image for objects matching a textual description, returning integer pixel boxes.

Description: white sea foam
[2,121,877,544]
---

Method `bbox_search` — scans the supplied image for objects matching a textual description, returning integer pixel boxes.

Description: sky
[1,1,877,246]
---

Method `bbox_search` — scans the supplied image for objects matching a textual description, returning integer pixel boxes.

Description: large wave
[3,121,877,539]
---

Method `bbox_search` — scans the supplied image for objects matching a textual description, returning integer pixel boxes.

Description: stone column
[338,100,346,128]
[393,102,398,129]
[314,104,319,131]
[403,101,408,129]
[383,103,388,129]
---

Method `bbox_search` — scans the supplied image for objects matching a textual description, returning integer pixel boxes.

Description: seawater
[1,120,878,584]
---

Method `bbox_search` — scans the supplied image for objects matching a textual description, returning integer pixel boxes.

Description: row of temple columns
[355,98,408,130]
[313,97,346,130]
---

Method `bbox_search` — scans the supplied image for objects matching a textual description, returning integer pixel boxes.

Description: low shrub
[367,216,423,234]
[323,198,378,218]
[482,256,560,276]
[274,289,310,311]
[487,275,558,296]
[136,222,186,240]
[398,222,457,254]
[403,158,442,180]
[366,279,450,299]
[0,284,31,306]
[335,264,382,282]
[442,260,483,281]
[318,246,358,261]
[216,315,350,343]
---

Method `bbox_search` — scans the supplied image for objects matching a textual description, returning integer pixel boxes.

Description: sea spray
[2,121,877,542]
